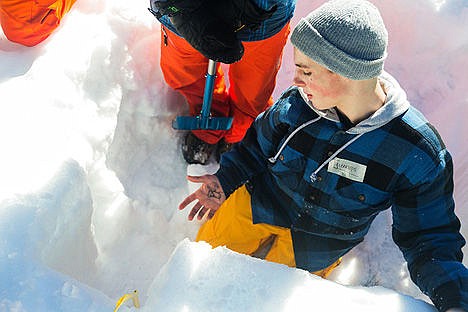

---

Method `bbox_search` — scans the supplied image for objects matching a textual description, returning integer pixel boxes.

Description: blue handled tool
[172,59,233,130]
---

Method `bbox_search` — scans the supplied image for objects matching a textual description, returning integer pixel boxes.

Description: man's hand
[179,175,226,221]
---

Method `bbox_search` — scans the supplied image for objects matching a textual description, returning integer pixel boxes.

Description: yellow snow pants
[196,185,340,278]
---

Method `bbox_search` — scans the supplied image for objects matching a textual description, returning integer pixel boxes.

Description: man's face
[293,48,350,110]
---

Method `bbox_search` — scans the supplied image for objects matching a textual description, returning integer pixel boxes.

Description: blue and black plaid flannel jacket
[216,80,468,311]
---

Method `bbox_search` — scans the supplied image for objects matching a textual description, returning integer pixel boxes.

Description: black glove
[150,0,244,64]
[214,0,278,32]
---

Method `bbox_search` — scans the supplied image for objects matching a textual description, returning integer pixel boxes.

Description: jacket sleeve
[391,149,468,312]
[215,92,292,197]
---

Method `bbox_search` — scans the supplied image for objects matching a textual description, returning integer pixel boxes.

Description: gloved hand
[150,0,244,64]
[214,0,277,32]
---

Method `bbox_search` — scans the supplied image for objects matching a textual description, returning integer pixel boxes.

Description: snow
[0,0,466,311]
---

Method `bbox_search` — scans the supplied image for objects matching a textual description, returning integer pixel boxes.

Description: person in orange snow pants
[160,23,290,146]
[0,0,76,46]
[149,0,296,164]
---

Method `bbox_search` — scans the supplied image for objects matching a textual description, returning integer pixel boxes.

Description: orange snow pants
[0,0,76,46]
[160,23,290,144]
[196,185,341,278]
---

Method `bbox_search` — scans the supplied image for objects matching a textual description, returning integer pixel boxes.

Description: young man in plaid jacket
[179,1,468,311]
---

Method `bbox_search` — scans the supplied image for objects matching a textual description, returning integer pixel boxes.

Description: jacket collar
[299,71,410,134]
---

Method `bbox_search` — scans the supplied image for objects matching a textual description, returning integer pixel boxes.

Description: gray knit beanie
[290,0,388,80]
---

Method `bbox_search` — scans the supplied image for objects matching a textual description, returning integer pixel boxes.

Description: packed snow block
[0,256,115,312]
[0,160,113,311]
[32,160,98,281]
[143,239,437,312]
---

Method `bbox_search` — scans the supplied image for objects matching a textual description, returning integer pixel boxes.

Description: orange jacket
[0,0,76,46]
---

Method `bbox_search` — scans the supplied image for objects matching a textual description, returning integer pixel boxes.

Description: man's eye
[303,71,312,76]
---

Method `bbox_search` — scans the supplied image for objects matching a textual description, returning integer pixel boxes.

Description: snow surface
[0,0,466,311]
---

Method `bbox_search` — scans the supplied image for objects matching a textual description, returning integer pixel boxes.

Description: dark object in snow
[181,131,217,165]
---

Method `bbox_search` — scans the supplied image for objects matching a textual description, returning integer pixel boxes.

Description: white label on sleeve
[328,157,367,182]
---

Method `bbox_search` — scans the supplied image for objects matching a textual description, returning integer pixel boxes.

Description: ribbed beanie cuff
[291,0,388,80]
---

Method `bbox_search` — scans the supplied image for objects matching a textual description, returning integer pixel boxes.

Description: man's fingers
[188,202,203,221]
[179,192,198,210]
[197,206,209,220]
[181,175,221,221]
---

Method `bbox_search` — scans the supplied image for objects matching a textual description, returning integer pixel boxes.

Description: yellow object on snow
[114,290,140,312]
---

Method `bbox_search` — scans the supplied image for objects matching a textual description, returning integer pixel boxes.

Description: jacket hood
[299,71,410,134]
